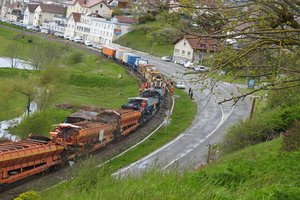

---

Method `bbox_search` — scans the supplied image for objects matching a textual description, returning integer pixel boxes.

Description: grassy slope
[115,22,174,57]
[43,138,300,200]
[0,27,139,137]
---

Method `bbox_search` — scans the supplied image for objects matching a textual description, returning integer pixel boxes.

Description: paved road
[113,46,252,176]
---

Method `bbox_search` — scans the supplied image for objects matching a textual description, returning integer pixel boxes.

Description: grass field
[42,137,300,200]
[0,27,139,137]
[115,22,174,57]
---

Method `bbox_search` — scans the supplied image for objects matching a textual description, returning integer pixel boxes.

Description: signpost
[248,79,255,89]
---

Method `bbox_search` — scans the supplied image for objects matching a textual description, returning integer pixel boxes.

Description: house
[66,0,112,18]
[65,12,81,37]
[65,12,135,44]
[1,1,23,22]
[32,3,65,28]
[23,3,39,25]
[42,15,67,35]
[89,15,135,44]
[173,36,220,63]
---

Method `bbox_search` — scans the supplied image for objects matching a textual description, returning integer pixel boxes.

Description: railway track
[0,29,172,198]
[0,95,170,199]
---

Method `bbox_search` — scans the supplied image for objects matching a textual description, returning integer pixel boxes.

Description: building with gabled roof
[64,11,135,45]
[66,0,112,18]
[173,36,220,63]
[23,3,39,25]
[65,12,81,37]
[33,3,65,27]
[1,1,23,21]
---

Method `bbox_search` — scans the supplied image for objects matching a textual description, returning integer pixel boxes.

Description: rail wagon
[0,42,174,187]
[0,140,64,184]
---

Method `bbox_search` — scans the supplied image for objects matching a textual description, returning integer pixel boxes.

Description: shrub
[138,14,155,24]
[282,121,300,152]
[15,191,40,200]
[67,52,83,64]
[10,109,70,138]
[221,105,300,153]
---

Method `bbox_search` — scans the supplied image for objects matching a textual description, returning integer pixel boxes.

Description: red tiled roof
[185,36,220,52]
[27,3,39,13]
[7,2,21,9]
[78,0,104,8]
[116,16,136,24]
[40,4,65,14]
[72,12,81,22]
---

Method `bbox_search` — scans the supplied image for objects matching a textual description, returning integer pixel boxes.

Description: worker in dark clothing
[190,90,193,100]
[188,87,191,95]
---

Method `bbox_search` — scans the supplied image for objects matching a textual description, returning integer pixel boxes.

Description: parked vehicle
[176,82,186,89]
[40,29,49,34]
[92,43,103,50]
[84,40,93,46]
[74,36,83,43]
[161,56,172,62]
[175,59,187,65]
[69,36,75,41]
[193,65,209,72]
[63,34,70,40]
[54,32,64,37]
[184,61,193,68]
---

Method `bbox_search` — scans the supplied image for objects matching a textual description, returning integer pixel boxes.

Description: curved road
[112,47,251,176]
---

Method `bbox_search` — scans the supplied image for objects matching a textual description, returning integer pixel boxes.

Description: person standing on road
[188,87,191,95]
[190,90,193,100]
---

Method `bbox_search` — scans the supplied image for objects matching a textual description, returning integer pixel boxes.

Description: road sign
[248,79,255,88]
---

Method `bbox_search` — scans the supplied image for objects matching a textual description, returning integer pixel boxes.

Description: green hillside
[39,137,299,200]
[115,22,175,57]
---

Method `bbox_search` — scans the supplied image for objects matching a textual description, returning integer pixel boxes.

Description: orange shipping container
[102,46,116,58]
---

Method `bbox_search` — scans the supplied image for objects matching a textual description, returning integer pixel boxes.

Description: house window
[100,4,103,8]
[187,51,191,56]
[181,50,185,55]
[174,48,179,55]
[184,41,186,46]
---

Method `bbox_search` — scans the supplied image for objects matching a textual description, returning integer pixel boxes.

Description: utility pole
[207,144,212,164]
[249,97,256,120]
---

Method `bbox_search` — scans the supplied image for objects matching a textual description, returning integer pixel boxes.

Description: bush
[10,109,70,138]
[67,52,83,64]
[282,121,300,152]
[15,191,40,200]
[221,105,300,153]
[138,14,155,24]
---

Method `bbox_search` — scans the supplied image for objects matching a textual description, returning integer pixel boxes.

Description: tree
[6,42,22,68]
[29,43,61,70]
[7,76,38,116]
[29,43,46,70]
[130,0,300,104]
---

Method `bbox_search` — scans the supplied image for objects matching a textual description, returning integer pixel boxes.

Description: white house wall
[23,8,34,25]
[65,16,76,36]
[33,6,63,27]
[173,38,194,62]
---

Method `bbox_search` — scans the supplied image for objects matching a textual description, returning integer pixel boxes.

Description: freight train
[0,45,174,186]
